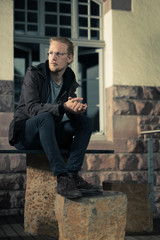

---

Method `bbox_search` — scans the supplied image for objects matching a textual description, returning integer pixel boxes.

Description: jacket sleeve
[22,70,65,118]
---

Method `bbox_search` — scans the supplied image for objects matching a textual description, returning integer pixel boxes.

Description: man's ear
[67,54,73,64]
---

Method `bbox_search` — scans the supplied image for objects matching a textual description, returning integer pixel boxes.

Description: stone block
[113,86,143,99]
[0,113,13,137]
[143,87,160,100]
[24,153,58,238]
[113,116,138,139]
[103,181,153,233]
[137,154,148,170]
[0,154,8,172]
[85,153,117,171]
[0,137,13,150]
[127,139,145,153]
[0,191,11,209]
[0,80,13,95]
[118,153,148,171]
[113,99,136,115]
[130,171,148,182]
[10,190,25,208]
[119,154,139,171]
[156,174,160,186]
[10,154,26,172]
[154,154,160,171]
[0,173,25,190]
[55,191,127,240]
[134,100,153,115]
[0,94,13,112]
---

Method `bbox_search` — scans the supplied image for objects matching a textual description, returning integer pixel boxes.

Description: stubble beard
[49,64,61,73]
[49,62,67,75]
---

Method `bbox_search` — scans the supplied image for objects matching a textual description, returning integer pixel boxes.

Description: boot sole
[79,189,102,194]
[57,192,82,199]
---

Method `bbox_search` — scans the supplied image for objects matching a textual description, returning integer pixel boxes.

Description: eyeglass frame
[47,51,69,58]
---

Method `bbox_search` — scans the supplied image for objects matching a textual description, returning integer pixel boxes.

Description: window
[14,0,105,134]
[14,0,38,35]
[14,0,102,40]
[78,48,100,132]
[45,1,72,38]
[78,0,101,40]
[14,44,39,107]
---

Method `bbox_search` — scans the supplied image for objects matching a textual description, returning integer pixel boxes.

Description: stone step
[55,191,127,240]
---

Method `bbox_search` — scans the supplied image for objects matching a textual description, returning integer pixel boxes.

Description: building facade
[0,0,160,215]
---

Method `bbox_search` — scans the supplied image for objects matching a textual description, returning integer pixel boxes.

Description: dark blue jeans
[14,112,92,176]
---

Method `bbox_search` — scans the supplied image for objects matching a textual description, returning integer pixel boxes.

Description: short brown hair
[49,37,74,56]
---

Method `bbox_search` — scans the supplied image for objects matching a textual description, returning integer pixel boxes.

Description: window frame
[14,0,105,136]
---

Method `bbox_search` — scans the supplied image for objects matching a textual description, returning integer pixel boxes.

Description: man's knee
[35,112,55,126]
[37,112,53,120]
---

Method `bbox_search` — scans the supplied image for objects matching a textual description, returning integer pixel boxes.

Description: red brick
[137,154,148,170]
[85,154,117,171]
[119,154,138,171]
[10,154,26,172]
[127,139,145,153]
[130,171,148,182]
[0,155,8,172]
[155,173,160,186]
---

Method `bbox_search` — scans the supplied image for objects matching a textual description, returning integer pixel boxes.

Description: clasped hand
[64,97,87,114]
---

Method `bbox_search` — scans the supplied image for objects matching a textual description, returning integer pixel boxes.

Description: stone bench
[0,148,114,238]
[103,181,153,233]
[55,191,127,240]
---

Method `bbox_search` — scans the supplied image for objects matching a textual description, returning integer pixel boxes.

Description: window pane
[78,0,88,3]
[91,1,99,16]
[60,16,71,26]
[27,12,37,23]
[45,2,57,12]
[14,0,25,9]
[15,24,25,34]
[60,4,71,13]
[27,0,38,10]
[91,18,99,28]
[27,24,38,32]
[45,27,57,36]
[15,11,25,22]
[79,29,88,38]
[91,30,99,40]
[78,50,99,132]
[78,5,88,14]
[60,28,71,37]
[79,17,88,27]
[45,14,57,24]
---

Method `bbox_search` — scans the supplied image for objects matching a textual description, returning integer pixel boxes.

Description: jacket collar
[34,60,76,88]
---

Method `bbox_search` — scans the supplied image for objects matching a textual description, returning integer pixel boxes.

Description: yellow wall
[104,0,160,87]
[0,0,14,81]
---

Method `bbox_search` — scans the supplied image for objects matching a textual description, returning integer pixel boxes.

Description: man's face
[48,41,73,74]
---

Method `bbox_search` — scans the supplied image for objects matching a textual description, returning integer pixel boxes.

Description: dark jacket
[9,60,79,146]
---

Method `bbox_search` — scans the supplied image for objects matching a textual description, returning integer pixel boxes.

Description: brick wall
[1,85,160,215]
[82,85,160,213]
[0,80,26,215]
[0,154,26,215]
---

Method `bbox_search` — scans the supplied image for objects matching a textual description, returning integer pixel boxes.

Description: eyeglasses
[47,51,68,58]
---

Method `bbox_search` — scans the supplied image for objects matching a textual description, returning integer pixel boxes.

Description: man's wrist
[59,103,66,114]
[63,102,67,112]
